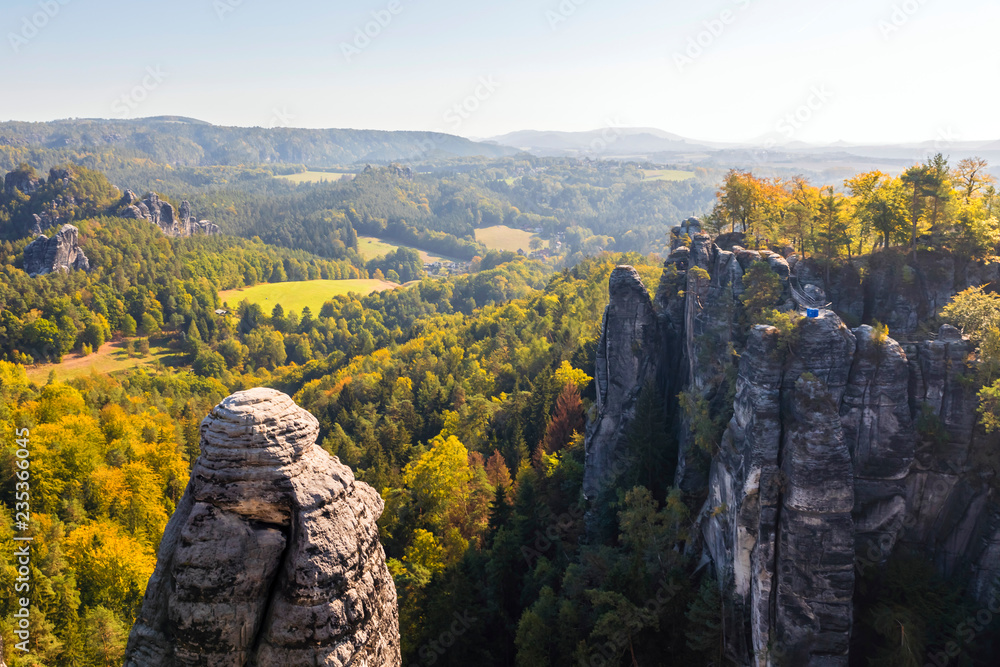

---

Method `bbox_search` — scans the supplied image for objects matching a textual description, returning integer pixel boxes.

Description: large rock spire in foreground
[125,388,401,667]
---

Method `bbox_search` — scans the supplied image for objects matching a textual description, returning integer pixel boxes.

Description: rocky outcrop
[703,312,858,665]
[842,326,914,564]
[3,169,40,197]
[117,190,219,237]
[125,388,401,667]
[775,374,855,664]
[796,251,1000,335]
[583,266,660,500]
[21,224,90,276]
[589,228,1000,664]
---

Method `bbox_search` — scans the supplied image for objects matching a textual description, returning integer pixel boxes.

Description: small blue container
[806,308,819,318]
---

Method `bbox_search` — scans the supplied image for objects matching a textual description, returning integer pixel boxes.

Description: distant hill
[487,127,1000,176]
[486,127,723,157]
[0,117,517,168]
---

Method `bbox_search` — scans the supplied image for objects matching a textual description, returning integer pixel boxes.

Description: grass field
[475,225,547,253]
[276,171,354,184]
[356,236,455,264]
[641,169,695,182]
[219,279,399,313]
[25,339,174,384]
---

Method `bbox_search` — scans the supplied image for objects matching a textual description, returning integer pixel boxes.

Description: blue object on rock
[806,308,819,318]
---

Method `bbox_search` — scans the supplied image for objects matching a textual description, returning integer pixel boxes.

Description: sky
[1,0,997,144]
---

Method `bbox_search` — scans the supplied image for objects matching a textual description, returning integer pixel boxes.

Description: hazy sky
[1,0,996,143]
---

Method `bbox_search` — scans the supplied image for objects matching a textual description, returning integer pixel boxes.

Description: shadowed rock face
[583,266,660,501]
[21,224,90,276]
[589,241,1000,665]
[125,388,401,667]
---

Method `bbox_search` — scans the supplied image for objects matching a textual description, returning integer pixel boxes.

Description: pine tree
[686,576,724,663]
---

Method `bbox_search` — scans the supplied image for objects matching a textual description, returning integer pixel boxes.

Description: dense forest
[2,153,1000,665]
[0,117,514,169]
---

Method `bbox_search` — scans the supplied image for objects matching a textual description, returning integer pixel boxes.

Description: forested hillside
[0,117,515,171]
[2,152,1000,665]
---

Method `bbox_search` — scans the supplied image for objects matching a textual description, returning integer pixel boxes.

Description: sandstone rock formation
[117,189,219,237]
[21,224,90,276]
[583,266,660,500]
[588,229,1000,665]
[124,388,401,667]
[3,169,40,197]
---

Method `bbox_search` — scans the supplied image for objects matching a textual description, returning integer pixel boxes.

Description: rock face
[3,169,40,197]
[117,190,219,237]
[124,388,401,667]
[588,230,1000,665]
[583,266,660,500]
[21,224,90,276]
[796,251,1000,336]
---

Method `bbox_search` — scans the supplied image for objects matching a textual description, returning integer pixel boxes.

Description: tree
[121,314,137,337]
[712,170,783,244]
[817,186,850,271]
[82,320,108,351]
[924,153,951,230]
[953,157,996,203]
[901,164,933,252]
[402,435,471,527]
[686,577,724,661]
[941,286,1000,341]
[139,312,160,337]
[217,338,249,370]
[246,329,286,369]
[83,607,127,667]
[193,348,227,378]
[23,317,63,362]
[553,360,592,391]
[846,171,908,251]
[741,261,783,324]
[485,449,513,490]
[185,319,203,353]
[540,383,584,455]
[782,177,821,256]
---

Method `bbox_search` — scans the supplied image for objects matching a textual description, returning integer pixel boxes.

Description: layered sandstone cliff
[585,229,1000,666]
[125,388,401,667]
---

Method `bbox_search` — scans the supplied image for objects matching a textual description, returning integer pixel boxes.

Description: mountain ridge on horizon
[2,117,998,178]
